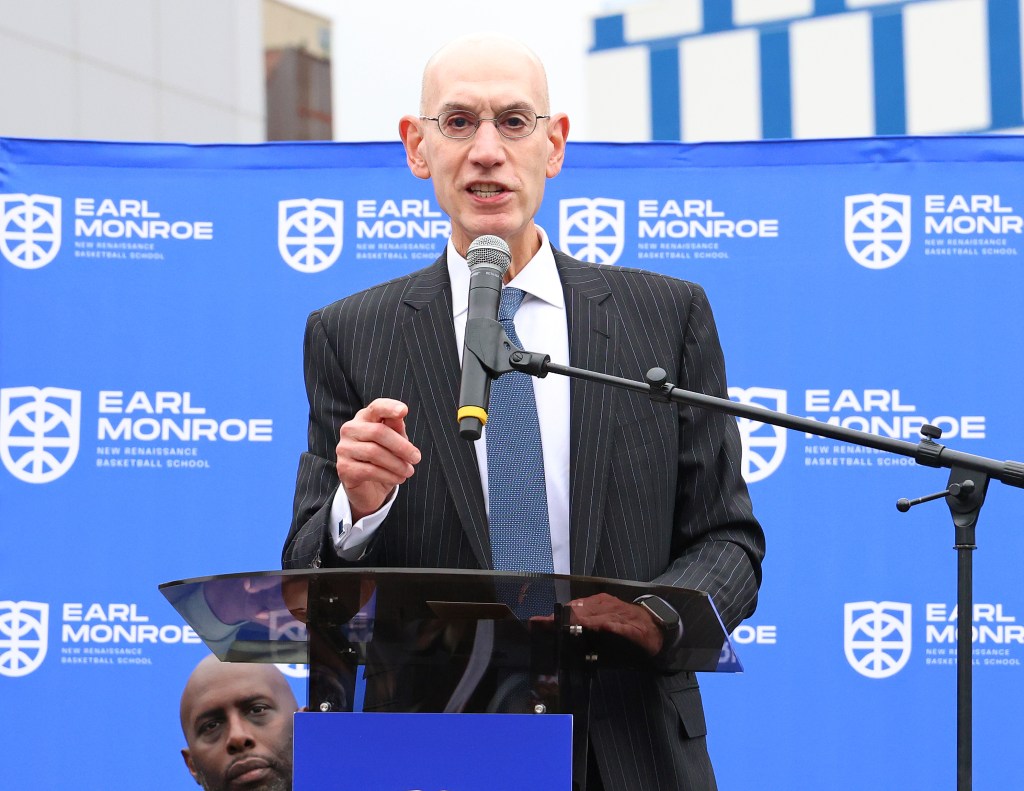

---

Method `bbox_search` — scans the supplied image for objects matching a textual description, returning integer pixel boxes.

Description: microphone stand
[464,317,1024,791]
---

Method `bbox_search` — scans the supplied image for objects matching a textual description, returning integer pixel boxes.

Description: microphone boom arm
[464,318,1024,489]
[632,365,1022,488]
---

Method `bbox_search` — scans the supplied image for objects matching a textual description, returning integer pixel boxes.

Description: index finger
[360,398,409,440]
[357,398,409,424]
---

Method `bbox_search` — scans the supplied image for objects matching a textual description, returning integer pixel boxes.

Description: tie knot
[498,287,526,322]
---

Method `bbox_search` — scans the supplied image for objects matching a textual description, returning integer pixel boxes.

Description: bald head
[419,34,550,115]
[180,655,297,733]
[180,656,298,791]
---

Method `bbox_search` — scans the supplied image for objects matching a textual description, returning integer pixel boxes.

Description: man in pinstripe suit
[284,34,764,791]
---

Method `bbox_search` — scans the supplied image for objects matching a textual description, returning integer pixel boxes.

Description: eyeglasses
[420,109,551,140]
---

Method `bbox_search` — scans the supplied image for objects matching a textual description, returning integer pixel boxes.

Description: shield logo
[0,601,49,677]
[0,386,81,484]
[278,198,344,273]
[728,386,787,483]
[559,197,625,265]
[0,194,62,270]
[844,601,912,679]
[845,193,911,269]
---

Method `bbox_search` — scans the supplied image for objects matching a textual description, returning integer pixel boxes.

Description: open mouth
[469,184,506,199]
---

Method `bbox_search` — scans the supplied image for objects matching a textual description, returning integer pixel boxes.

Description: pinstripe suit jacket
[284,247,765,791]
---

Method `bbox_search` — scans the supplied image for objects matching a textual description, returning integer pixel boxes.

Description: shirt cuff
[329,484,399,561]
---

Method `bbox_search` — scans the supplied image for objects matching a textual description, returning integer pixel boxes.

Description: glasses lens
[496,110,536,138]
[438,111,478,138]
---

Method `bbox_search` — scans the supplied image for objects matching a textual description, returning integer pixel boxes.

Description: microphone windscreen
[466,235,512,274]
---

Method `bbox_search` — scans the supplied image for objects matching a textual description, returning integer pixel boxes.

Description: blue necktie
[486,287,555,575]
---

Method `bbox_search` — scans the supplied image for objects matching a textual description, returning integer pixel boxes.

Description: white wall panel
[790,12,875,138]
[623,0,702,42]
[904,0,990,133]
[233,0,266,119]
[681,30,762,141]
[0,32,77,138]
[77,0,157,81]
[588,47,651,141]
[0,0,76,50]
[734,0,814,26]
[77,63,159,141]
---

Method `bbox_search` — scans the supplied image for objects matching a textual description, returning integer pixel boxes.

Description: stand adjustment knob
[897,480,976,512]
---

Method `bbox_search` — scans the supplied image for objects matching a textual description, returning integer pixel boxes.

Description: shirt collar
[448,226,565,318]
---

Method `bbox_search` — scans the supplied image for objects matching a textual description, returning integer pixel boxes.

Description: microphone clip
[464,318,551,379]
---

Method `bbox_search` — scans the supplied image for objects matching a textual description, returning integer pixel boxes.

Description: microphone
[458,235,512,441]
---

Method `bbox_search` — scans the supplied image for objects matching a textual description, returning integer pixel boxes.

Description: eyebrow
[192,696,272,730]
[436,101,537,115]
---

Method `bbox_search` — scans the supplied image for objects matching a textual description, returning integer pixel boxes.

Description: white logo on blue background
[0,193,62,269]
[0,386,81,484]
[845,601,912,679]
[278,198,344,273]
[0,601,49,677]
[559,197,625,265]
[845,193,911,269]
[728,386,787,483]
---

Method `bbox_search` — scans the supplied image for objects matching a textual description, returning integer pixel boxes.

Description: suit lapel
[556,251,617,576]
[401,255,492,570]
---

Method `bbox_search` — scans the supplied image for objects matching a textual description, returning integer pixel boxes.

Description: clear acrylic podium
[160,568,741,789]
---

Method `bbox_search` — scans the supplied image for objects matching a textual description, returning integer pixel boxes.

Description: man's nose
[225,714,256,754]
[467,120,507,167]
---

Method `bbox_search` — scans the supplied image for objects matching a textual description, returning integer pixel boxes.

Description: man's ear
[545,113,570,178]
[399,116,431,180]
[181,749,201,785]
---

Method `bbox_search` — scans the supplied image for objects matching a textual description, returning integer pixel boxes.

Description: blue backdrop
[2,136,1022,789]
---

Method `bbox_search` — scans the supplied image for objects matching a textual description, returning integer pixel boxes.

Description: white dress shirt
[329,227,572,573]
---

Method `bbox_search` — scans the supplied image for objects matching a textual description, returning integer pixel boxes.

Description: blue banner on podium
[293,712,572,790]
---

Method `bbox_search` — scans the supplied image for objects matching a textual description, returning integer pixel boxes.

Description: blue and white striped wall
[588,0,1024,140]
